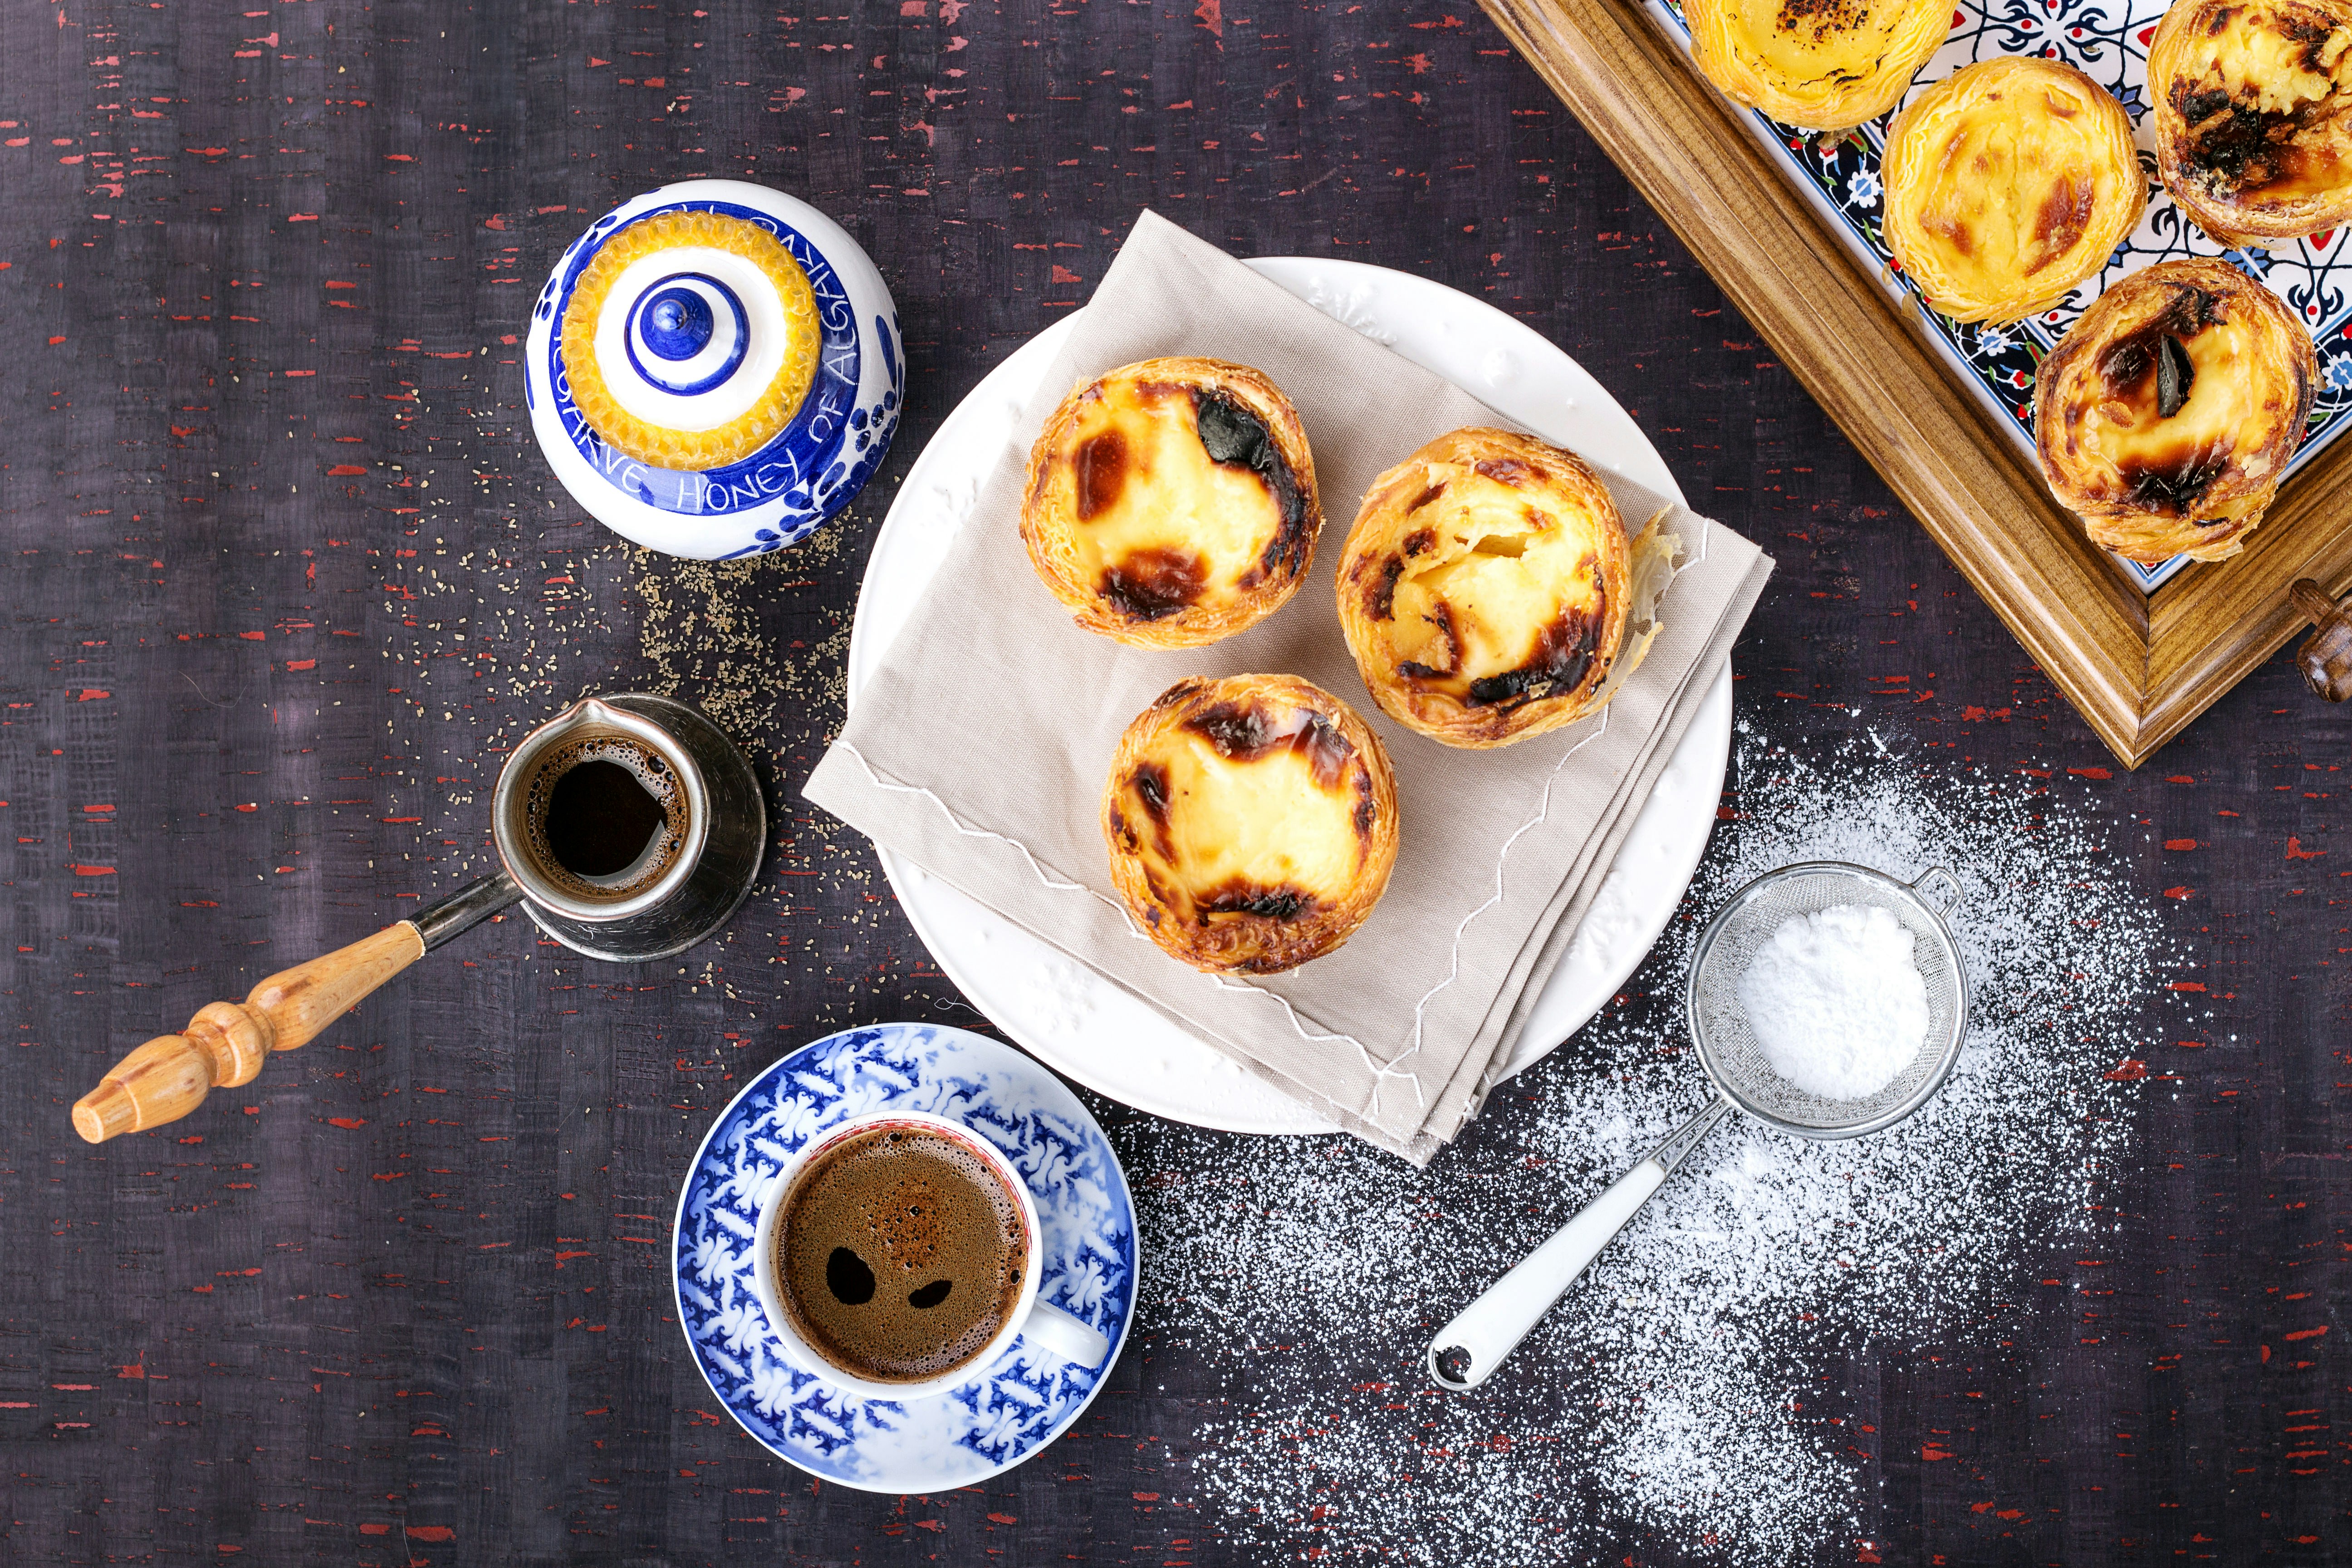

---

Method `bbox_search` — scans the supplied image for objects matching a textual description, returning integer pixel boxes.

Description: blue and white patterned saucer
[671,1023,1138,1491]
[526,178,902,560]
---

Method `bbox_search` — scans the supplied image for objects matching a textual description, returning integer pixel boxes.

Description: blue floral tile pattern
[1646,0,2352,592]
[671,1023,1137,1491]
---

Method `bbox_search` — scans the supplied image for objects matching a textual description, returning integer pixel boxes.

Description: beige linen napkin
[805,211,1772,1164]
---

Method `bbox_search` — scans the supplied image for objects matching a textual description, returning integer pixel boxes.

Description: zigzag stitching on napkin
[1385,708,1612,1102]
[831,742,1425,1103]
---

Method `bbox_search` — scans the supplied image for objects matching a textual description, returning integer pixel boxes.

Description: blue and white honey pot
[526,178,902,559]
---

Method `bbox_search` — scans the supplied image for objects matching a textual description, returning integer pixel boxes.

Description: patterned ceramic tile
[1648,0,2352,592]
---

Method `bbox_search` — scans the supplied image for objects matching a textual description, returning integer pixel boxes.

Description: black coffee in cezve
[524,735,686,897]
[776,1125,1028,1383]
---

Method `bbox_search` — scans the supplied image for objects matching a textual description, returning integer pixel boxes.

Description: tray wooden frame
[1482,0,2352,766]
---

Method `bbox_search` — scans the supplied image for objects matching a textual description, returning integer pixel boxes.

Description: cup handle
[1017,1295,1111,1371]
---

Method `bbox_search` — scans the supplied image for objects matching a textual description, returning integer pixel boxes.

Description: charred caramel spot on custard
[1365,554,1404,622]
[1397,602,1463,683]
[1100,546,1208,622]
[1128,761,1177,860]
[1407,483,1448,514]
[2030,176,2097,270]
[1196,880,1316,922]
[1132,761,1171,823]
[1775,0,1871,44]
[1186,701,1354,789]
[1402,528,1436,558]
[2122,453,2233,514]
[1075,430,1127,521]
[1925,214,1976,257]
[1472,457,1538,488]
[1465,603,1605,710]
[1187,390,1314,585]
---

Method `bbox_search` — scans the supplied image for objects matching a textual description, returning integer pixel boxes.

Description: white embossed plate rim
[846,255,1732,1135]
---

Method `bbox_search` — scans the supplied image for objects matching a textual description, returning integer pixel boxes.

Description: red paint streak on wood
[2163,839,2196,851]
[2285,836,2325,858]
[327,1117,367,1129]
[1195,0,1221,38]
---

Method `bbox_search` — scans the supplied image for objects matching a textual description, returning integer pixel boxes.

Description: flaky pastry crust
[1020,357,1321,649]
[1882,59,2147,324]
[2150,0,2352,249]
[1102,674,1398,976]
[1335,429,1632,750]
[2034,257,2316,562]
[1685,0,1952,131]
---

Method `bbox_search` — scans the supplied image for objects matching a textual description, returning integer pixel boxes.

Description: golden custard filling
[1745,0,1921,85]
[1048,370,1308,622]
[1103,675,1396,975]
[1116,706,1372,929]
[1365,462,1612,711]
[2067,303,2283,520]
[2038,259,2316,550]
[1688,0,1952,128]
[1882,60,2145,323]
[2167,2,2352,209]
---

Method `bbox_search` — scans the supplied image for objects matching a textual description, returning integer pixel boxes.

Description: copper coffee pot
[72,692,764,1143]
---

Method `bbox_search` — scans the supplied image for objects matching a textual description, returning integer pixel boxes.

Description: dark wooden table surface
[2,1,2344,1563]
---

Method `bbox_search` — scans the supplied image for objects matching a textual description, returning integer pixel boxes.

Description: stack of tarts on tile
[1020,361,1669,979]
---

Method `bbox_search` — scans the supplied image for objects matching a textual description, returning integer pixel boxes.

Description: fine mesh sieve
[1688,862,1968,1141]
[1426,860,1969,1392]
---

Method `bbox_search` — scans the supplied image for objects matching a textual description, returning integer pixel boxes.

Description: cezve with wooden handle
[72,873,519,1144]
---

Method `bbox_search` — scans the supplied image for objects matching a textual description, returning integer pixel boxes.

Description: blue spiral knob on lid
[625,275,750,397]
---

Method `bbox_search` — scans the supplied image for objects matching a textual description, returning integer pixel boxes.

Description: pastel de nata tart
[1686,0,1952,131]
[1021,358,1321,649]
[1102,674,1398,976]
[1337,428,1677,750]
[2034,257,2316,562]
[2150,0,2352,249]
[558,209,823,470]
[1882,59,2147,324]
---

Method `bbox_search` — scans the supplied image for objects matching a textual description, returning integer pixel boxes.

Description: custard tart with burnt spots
[1021,358,1321,649]
[2150,0,2352,249]
[2035,257,2316,562]
[1685,0,1952,131]
[1337,429,1662,750]
[1102,674,1398,976]
[1882,59,2146,325]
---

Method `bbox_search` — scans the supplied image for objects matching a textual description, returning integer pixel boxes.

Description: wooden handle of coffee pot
[73,923,427,1144]
[2291,578,2352,703]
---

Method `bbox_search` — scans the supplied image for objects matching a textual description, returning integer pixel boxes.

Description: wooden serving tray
[1481,0,2352,767]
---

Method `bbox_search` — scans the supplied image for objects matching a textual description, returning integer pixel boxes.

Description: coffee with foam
[773,1123,1029,1384]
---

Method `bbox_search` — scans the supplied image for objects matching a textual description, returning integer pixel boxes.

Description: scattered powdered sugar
[1737,903,1929,1101]
[1117,724,2188,1563]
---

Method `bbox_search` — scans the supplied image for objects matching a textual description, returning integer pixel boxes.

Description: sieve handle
[1426,1095,1732,1392]
[1911,866,1964,915]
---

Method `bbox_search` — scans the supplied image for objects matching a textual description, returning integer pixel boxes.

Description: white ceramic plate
[845,257,1732,1134]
